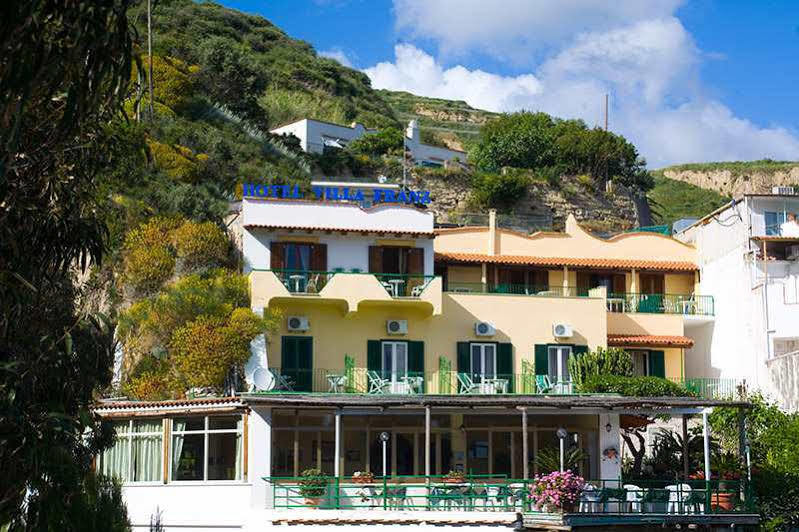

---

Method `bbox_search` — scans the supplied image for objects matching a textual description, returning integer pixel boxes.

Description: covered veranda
[243,393,756,524]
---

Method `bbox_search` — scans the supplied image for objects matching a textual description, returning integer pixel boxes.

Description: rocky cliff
[661,161,799,196]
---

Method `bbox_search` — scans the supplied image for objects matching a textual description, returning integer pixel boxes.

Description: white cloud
[364,13,799,167]
[319,48,354,68]
[394,0,683,62]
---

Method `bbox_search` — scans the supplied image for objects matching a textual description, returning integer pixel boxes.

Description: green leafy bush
[298,468,329,498]
[535,446,587,475]
[173,220,230,271]
[122,217,182,294]
[347,127,404,157]
[470,171,530,209]
[580,375,693,396]
[568,347,633,390]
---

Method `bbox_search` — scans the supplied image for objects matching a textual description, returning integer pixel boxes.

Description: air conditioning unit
[475,321,496,336]
[772,186,797,196]
[287,316,310,332]
[553,323,573,339]
[386,319,408,335]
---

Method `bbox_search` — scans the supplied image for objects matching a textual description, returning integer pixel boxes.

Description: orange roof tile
[608,334,694,348]
[94,396,243,411]
[435,252,698,272]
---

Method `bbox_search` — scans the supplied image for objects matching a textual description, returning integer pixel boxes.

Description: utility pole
[604,93,608,131]
[147,0,154,120]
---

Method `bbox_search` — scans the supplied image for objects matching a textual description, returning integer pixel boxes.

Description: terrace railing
[267,269,435,298]
[671,378,748,400]
[605,292,714,316]
[260,368,581,396]
[446,283,584,298]
[267,475,754,515]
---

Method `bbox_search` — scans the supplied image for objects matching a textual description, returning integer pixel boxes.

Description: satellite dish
[253,367,275,392]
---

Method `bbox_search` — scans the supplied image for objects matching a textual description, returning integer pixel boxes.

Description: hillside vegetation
[661,159,799,176]
[659,159,799,197]
[647,173,731,226]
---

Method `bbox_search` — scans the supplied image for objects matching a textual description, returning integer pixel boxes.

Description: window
[765,211,786,236]
[630,350,650,376]
[171,416,243,482]
[547,346,572,384]
[774,337,799,358]
[382,341,408,383]
[470,343,496,381]
[99,419,163,483]
[285,243,312,271]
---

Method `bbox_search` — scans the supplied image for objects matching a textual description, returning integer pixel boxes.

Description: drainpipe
[488,209,497,256]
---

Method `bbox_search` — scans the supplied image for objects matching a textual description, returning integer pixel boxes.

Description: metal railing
[671,378,748,400]
[258,368,579,396]
[446,283,585,297]
[268,475,754,515]
[605,293,714,316]
[265,270,435,298]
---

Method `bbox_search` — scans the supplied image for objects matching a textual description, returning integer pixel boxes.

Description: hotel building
[94,183,755,531]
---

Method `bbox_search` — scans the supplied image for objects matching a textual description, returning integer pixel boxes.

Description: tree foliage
[0,0,134,524]
[579,375,693,396]
[347,127,404,157]
[469,171,530,210]
[568,347,633,390]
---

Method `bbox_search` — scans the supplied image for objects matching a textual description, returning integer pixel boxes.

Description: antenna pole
[604,93,608,131]
[402,133,407,187]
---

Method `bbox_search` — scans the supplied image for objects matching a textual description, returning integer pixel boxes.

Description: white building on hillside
[270,118,466,167]
[675,190,799,410]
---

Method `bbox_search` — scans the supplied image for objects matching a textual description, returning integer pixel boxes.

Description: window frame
[100,419,164,486]
[381,340,408,383]
[169,415,245,485]
[470,342,497,382]
[629,349,650,376]
[547,345,573,384]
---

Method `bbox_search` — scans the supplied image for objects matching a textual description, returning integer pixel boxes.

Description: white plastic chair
[579,484,602,513]
[666,483,692,514]
[623,484,644,513]
[367,371,390,394]
[457,373,480,394]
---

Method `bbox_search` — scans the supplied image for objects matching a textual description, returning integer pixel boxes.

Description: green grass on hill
[647,173,731,226]
[660,159,799,176]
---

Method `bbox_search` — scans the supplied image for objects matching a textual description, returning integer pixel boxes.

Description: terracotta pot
[444,476,465,484]
[352,477,374,484]
[711,492,735,511]
[304,497,324,508]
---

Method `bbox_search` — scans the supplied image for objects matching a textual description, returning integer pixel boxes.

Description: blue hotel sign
[242,183,431,205]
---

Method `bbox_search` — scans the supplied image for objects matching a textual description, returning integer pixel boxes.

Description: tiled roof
[435,252,698,271]
[245,224,435,237]
[93,396,243,412]
[608,334,694,348]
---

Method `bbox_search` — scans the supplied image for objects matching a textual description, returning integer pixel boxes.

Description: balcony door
[382,341,408,384]
[547,345,572,386]
[270,242,327,292]
[470,343,496,382]
[281,336,313,391]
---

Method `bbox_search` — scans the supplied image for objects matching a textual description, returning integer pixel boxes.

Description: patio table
[401,375,424,394]
[485,378,508,394]
[431,483,472,510]
[326,374,347,393]
[289,274,306,292]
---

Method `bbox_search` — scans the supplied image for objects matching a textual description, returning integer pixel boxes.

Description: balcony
[446,283,586,298]
[268,475,756,525]
[250,269,442,315]
[605,293,714,316]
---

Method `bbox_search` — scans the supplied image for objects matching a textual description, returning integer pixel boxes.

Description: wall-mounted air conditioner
[287,316,310,332]
[387,319,408,335]
[772,186,797,196]
[475,322,496,336]
[553,323,573,339]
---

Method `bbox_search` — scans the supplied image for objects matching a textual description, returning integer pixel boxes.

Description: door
[382,341,408,384]
[547,345,572,390]
[470,343,496,383]
[281,336,313,391]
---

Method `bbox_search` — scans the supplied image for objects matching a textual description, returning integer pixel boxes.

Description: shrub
[133,55,198,111]
[535,446,587,475]
[470,171,529,209]
[122,217,182,294]
[568,347,633,390]
[146,139,205,182]
[298,469,329,498]
[347,127,404,157]
[580,375,693,397]
[529,470,585,512]
[173,220,229,271]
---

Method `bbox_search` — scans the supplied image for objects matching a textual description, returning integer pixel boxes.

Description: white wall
[270,119,376,154]
[270,120,310,152]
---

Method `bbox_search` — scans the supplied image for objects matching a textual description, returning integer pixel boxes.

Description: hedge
[580,374,694,397]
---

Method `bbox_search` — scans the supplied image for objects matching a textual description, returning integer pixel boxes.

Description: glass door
[470,343,496,383]
[382,341,408,392]
[547,346,572,392]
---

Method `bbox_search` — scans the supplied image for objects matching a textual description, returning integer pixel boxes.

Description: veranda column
[682,415,690,479]
[425,406,431,479]
[703,409,712,509]
[522,408,529,480]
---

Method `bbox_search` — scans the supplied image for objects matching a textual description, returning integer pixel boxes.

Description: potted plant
[298,468,329,508]
[642,486,669,513]
[529,470,585,513]
[443,470,466,483]
[352,471,374,484]
[600,487,625,513]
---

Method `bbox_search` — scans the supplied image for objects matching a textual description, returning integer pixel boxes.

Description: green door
[281,336,313,391]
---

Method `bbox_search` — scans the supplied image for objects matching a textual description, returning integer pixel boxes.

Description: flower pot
[444,476,465,484]
[352,477,374,485]
[304,497,324,508]
[711,492,735,511]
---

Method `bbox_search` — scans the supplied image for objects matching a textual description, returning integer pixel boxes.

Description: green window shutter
[573,345,589,356]
[408,341,425,392]
[648,350,665,378]
[296,337,313,392]
[367,340,382,373]
[497,343,513,393]
[534,345,548,376]
[457,342,471,375]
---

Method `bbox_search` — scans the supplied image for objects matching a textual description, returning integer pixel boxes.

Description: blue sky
[220,0,799,166]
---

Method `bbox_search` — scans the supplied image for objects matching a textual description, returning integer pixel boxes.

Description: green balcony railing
[265,270,435,298]
[606,293,714,316]
[268,475,754,515]
[446,283,585,297]
[671,378,748,400]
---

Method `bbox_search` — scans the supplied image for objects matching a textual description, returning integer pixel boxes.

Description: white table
[401,375,424,394]
[387,278,405,297]
[607,297,626,312]
[485,378,509,394]
[326,374,347,393]
[289,274,305,292]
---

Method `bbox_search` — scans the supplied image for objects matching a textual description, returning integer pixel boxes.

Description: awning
[608,334,694,348]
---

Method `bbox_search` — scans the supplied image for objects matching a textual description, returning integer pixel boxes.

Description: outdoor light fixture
[556,428,568,472]
[379,431,390,478]
[605,422,612,433]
